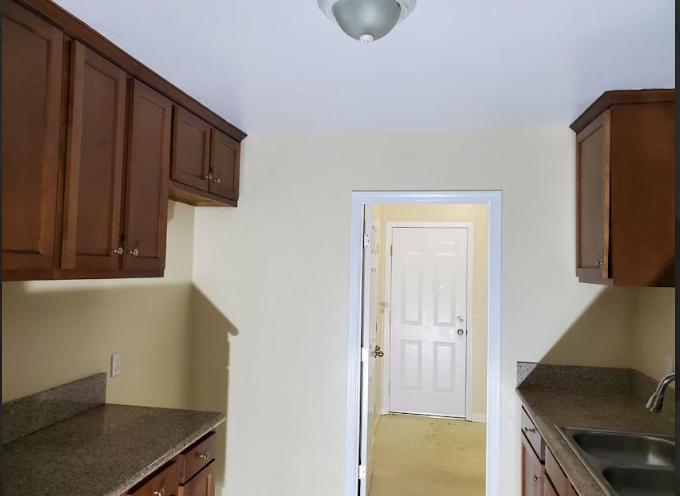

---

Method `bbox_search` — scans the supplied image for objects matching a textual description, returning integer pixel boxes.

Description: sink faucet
[646,373,675,413]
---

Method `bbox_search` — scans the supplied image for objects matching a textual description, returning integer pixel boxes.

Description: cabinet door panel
[62,41,127,271]
[171,107,210,191]
[576,110,610,283]
[2,1,63,272]
[208,129,239,201]
[122,80,171,271]
[178,461,214,496]
[522,434,544,496]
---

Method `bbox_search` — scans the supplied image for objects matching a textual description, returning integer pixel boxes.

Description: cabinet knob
[113,247,124,255]
[198,452,210,460]
[128,248,139,257]
[533,475,542,482]
[212,177,221,184]
[152,489,165,496]
[203,173,213,180]
[596,260,604,266]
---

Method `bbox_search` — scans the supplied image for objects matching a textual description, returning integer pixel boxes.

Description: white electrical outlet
[110,352,121,377]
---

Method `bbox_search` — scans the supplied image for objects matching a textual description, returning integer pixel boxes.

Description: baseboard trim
[466,413,486,423]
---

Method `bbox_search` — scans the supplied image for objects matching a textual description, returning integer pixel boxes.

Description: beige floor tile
[369,414,486,496]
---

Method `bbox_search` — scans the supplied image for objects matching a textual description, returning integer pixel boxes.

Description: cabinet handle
[128,248,139,257]
[198,452,210,460]
[523,426,536,433]
[113,247,124,255]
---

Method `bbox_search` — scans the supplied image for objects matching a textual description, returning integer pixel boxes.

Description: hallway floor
[368,414,486,496]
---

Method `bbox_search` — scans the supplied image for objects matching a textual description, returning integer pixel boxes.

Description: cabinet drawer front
[178,461,215,496]
[521,408,544,461]
[179,432,216,484]
[128,461,179,496]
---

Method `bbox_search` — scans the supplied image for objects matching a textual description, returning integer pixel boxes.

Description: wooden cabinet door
[61,41,127,271]
[208,129,240,201]
[122,79,172,272]
[522,434,544,496]
[171,106,210,191]
[575,110,610,284]
[178,462,214,496]
[2,1,63,273]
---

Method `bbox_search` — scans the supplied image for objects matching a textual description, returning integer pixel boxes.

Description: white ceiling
[55,0,674,134]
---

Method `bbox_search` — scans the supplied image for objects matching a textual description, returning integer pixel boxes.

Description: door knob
[372,345,384,358]
[457,329,465,336]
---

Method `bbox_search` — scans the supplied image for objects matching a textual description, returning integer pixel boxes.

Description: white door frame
[382,222,474,420]
[345,190,502,496]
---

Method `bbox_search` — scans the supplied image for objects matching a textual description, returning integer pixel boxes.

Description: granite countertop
[3,403,225,496]
[516,363,674,496]
[2,374,225,496]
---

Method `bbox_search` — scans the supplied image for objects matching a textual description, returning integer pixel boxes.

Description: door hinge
[363,234,370,248]
[361,347,369,363]
[359,465,367,480]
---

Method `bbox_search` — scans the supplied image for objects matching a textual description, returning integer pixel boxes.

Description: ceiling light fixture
[318,0,416,44]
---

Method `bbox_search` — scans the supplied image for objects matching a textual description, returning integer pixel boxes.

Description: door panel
[389,227,468,417]
[122,79,172,271]
[62,41,127,271]
[2,1,63,272]
[576,111,610,282]
[208,129,240,200]
[171,106,210,191]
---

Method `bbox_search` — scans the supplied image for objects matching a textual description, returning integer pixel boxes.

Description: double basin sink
[558,427,675,496]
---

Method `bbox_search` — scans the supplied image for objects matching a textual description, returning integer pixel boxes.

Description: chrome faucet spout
[646,373,675,413]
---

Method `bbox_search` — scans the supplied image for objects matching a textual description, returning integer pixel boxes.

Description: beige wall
[631,287,675,381]
[192,129,615,496]
[2,201,195,407]
[378,204,489,417]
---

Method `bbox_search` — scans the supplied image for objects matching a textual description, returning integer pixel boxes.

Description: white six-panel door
[388,227,468,417]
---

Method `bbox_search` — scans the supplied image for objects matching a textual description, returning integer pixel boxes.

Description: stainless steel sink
[558,427,675,496]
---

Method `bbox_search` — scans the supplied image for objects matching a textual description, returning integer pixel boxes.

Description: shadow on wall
[538,287,636,368]
[186,286,239,494]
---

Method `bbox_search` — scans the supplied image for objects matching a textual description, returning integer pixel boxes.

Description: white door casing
[388,226,469,417]
[346,191,502,496]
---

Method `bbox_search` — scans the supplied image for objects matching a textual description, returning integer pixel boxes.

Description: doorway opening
[346,192,501,496]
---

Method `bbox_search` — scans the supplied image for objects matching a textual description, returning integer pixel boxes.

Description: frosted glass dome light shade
[318,0,416,43]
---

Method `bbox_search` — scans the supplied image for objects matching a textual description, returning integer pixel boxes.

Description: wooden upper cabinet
[2,1,63,274]
[572,89,675,287]
[61,41,127,272]
[171,106,211,191]
[122,80,172,272]
[209,129,240,201]
[575,111,610,284]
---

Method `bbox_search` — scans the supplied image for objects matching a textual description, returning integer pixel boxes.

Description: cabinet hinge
[359,465,367,480]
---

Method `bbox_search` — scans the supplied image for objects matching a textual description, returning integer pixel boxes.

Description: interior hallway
[369,414,486,496]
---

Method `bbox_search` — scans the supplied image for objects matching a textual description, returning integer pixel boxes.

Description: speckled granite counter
[517,363,674,496]
[3,404,225,496]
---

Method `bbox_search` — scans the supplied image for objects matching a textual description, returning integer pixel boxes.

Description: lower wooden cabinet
[521,433,544,496]
[520,409,577,496]
[127,432,216,496]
